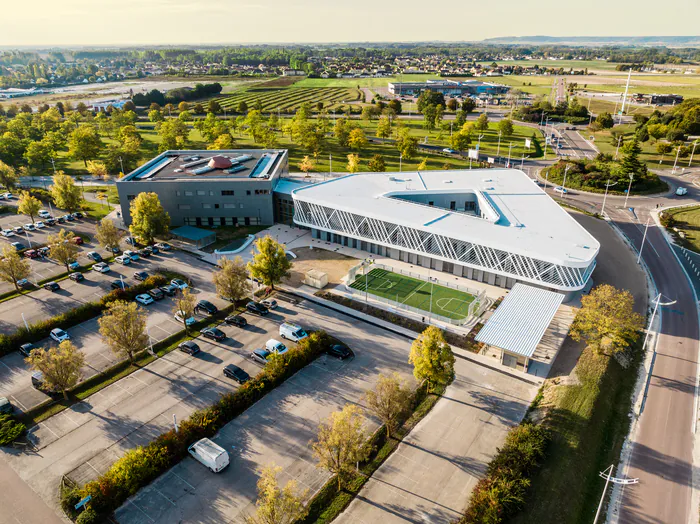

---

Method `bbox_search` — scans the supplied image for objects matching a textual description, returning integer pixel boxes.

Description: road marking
[125,499,155,523]
[9,395,27,412]
[172,471,196,491]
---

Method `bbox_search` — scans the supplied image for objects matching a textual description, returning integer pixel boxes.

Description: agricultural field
[216,86,362,113]
[294,74,440,88]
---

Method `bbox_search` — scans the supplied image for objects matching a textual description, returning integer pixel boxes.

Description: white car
[3,193,13,199]
[174,311,196,325]
[265,338,288,355]
[171,279,189,290]
[35,221,46,229]
[676,187,688,196]
[23,223,36,231]
[1,229,14,237]
[50,328,70,343]
[123,250,140,261]
[92,262,111,273]
[553,186,568,195]
[442,148,457,154]
[135,294,154,306]
[38,210,51,219]
[115,255,132,265]
[261,298,278,310]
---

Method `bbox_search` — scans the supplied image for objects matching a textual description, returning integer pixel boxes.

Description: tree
[247,235,292,290]
[99,300,149,363]
[25,340,85,400]
[213,256,251,302]
[95,218,123,252]
[68,125,102,167]
[178,101,190,112]
[50,172,83,212]
[312,404,370,490]
[396,128,418,159]
[417,91,445,113]
[408,326,455,392]
[647,123,668,142]
[388,99,402,115]
[48,229,80,272]
[446,98,458,112]
[148,109,164,123]
[172,288,197,334]
[656,142,673,156]
[129,192,170,245]
[498,118,514,137]
[376,115,392,138]
[86,160,109,180]
[450,130,471,152]
[156,119,189,152]
[347,153,360,173]
[17,191,41,224]
[569,284,644,355]
[364,373,411,438]
[417,157,429,170]
[245,464,308,524]
[348,128,368,150]
[0,245,31,291]
[236,100,248,114]
[474,113,489,132]
[333,118,351,147]
[618,138,646,180]
[361,105,377,122]
[595,112,614,129]
[208,100,222,114]
[209,133,235,150]
[368,154,385,172]
[0,160,18,190]
[461,98,476,113]
[298,156,315,176]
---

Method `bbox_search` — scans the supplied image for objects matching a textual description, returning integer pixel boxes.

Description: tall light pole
[497,131,502,156]
[507,142,513,168]
[399,153,402,172]
[614,135,623,160]
[643,293,676,353]
[672,145,682,174]
[624,174,634,207]
[601,179,618,216]
[561,164,570,199]
[689,140,698,167]
[593,465,639,524]
[520,154,529,169]
[637,218,651,264]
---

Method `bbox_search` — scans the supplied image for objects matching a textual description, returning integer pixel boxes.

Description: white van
[188,438,229,472]
[279,323,308,343]
[266,338,288,355]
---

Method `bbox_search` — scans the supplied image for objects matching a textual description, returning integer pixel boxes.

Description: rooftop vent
[208,155,233,169]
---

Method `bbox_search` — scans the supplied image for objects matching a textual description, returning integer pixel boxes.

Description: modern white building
[291,169,599,297]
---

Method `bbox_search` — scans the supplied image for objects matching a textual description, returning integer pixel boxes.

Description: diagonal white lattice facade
[293,199,595,291]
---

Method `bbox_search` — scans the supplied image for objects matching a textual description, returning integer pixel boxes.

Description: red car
[23,249,39,259]
[72,236,84,245]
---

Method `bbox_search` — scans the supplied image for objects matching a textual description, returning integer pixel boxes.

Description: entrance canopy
[171,225,216,249]
[475,283,565,358]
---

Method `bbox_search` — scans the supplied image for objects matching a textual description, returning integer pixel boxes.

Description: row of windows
[183,216,261,227]
[178,203,247,210]
[175,189,270,197]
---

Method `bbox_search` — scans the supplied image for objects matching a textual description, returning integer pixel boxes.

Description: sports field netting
[350,268,477,321]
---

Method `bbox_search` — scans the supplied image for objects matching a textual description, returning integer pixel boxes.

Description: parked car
[3,193,12,199]
[72,236,84,245]
[38,210,51,219]
[0,397,13,415]
[246,301,269,316]
[125,236,136,245]
[35,221,46,229]
[72,212,84,219]
[50,328,70,342]
[133,271,149,282]
[68,261,80,271]
[159,284,178,296]
[327,343,353,360]
[10,242,25,251]
[43,281,60,292]
[155,242,172,251]
[92,262,110,273]
[19,343,36,357]
[64,214,74,222]
[171,278,188,290]
[135,294,154,306]
[250,348,272,365]
[148,245,160,254]
[201,327,226,342]
[174,311,196,325]
[16,278,31,289]
[56,216,66,224]
[110,246,121,255]
[195,300,218,315]
[12,226,23,235]
[224,315,247,328]
[45,218,56,226]
[23,223,35,231]
[178,340,200,355]
[37,246,50,257]
[279,322,308,342]
[69,272,85,282]
[87,251,103,262]
[261,298,278,310]
[31,371,52,393]
[115,255,131,265]
[148,288,165,300]
[265,339,287,355]
[188,438,229,473]
[138,248,152,258]
[123,250,139,261]
[1,229,14,237]
[24,249,39,259]
[111,280,129,290]
[223,364,250,384]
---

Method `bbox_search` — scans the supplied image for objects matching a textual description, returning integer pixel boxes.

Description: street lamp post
[689,140,698,167]
[507,142,513,168]
[672,145,682,174]
[601,179,618,216]
[497,131,502,156]
[520,154,529,169]
[614,135,623,160]
[561,164,570,198]
[624,174,634,207]
[593,465,639,524]
[399,153,402,172]
[637,218,651,264]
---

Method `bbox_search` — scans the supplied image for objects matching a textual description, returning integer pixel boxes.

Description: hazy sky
[2,0,698,47]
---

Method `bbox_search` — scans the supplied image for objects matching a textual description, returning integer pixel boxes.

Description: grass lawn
[512,338,643,524]
[350,267,476,320]
[666,205,700,252]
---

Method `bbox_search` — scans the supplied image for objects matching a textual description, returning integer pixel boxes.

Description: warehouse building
[388,79,510,97]
[291,169,599,297]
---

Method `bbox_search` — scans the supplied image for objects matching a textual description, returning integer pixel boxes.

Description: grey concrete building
[116,149,288,228]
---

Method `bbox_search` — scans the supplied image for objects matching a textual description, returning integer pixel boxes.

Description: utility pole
[624,174,634,207]
[601,179,618,216]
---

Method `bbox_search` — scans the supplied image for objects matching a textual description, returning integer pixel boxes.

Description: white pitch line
[401,280,429,306]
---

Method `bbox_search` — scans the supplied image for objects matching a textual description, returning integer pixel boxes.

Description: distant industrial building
[631,93,683,106]
[388,79,510,97]
[116,149,288,228]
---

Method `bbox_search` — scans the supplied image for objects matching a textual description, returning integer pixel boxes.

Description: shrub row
[0,275,167,357]
[457,423,550,523]
[0,413,26,446]
[63,330,333,521]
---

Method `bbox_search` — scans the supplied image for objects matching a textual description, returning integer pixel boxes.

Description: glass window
[202,203,212,209]
[196,190,206,196]
[176,191,181,196]
[178,204,191,210]
[184,191,193,196]
[223,203,236,209]
[221,190,235,196]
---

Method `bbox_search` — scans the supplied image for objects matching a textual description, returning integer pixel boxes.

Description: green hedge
[0,275,167,357]
[66,331,332,520]
[457,423,550,523]
[0,413,26,445]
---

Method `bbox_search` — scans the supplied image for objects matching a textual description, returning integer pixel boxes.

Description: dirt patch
[283,247,359,288]
[259,76,304,88]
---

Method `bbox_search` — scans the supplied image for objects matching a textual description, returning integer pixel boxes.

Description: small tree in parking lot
[48,228,80,272]
[245,464,308,524]
[0,245,31,291]
[364,373,412,439]
[247,236,292,291]
[172,288,197,334]
[50,172,83,213]
[129,192,170,245]
[96,217,123,252]
[99,300,149,363]
[213,256,251,302]
[17,191,41,224]
[409,326,454,392]
[25,340,85,400]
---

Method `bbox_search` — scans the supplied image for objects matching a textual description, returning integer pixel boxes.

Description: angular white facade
[291,169,599,293]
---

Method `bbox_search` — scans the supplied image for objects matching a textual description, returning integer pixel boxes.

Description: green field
[666,206,700,253]
[350,268,476,320]
[216,87,361,112]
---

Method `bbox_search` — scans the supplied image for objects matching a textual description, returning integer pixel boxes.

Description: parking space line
[61,411,81,428]
[0,359,13,372]
[156,487,176,506]
[9,395,27,412]
[125,499,156,523]
[172,471,195,491]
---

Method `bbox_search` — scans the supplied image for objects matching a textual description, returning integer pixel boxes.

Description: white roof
[292,169,599,267]
[475,283,565,358]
